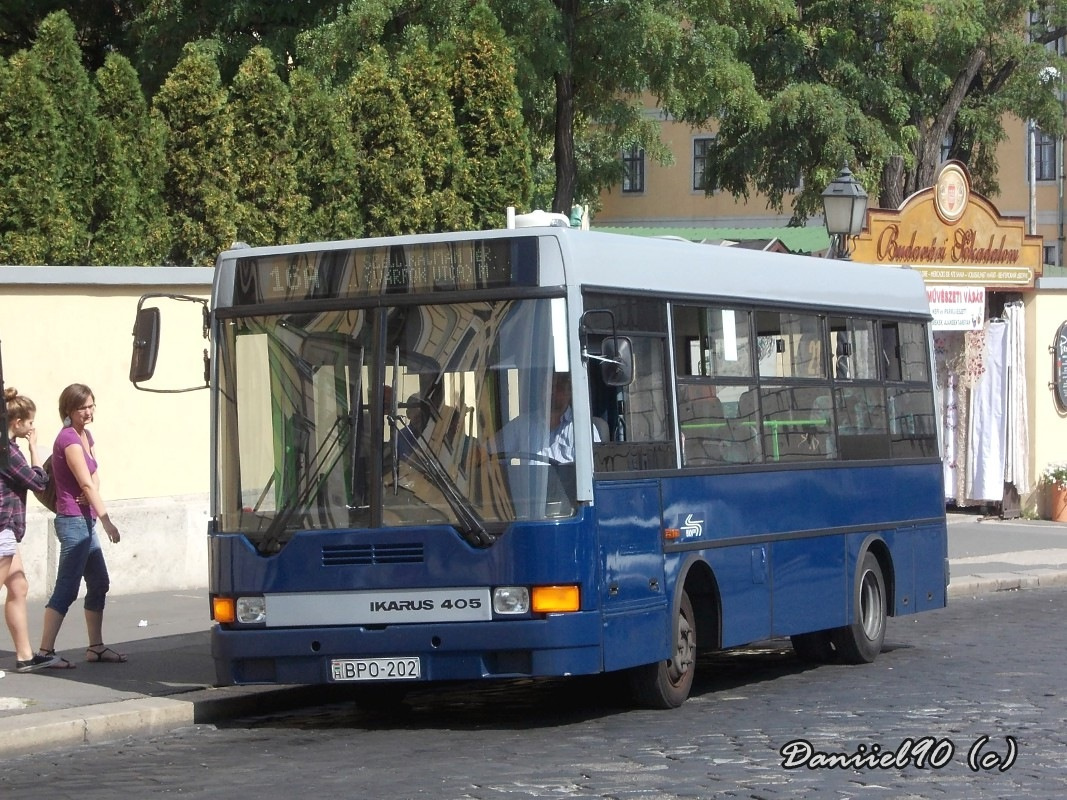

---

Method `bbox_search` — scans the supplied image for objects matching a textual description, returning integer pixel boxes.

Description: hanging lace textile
[967,319,1007,501]
[1003,300,1031,495]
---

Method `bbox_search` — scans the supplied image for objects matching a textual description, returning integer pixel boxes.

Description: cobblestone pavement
[2,586,1065,800]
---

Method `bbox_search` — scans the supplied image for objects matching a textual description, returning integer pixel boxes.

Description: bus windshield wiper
[392,413,493,547]
[260,414,352,550]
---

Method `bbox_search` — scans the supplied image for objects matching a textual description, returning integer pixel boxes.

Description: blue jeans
[46,513,110,615]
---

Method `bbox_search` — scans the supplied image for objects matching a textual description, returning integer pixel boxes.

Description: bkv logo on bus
[681,514,704,539]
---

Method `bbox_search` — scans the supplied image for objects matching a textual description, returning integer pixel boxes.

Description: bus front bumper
[210,611,604,686]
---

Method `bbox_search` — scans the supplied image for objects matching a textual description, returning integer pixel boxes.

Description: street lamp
[821,163,869,259]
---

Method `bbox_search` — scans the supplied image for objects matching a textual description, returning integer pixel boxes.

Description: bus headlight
[235,596,267,624]
[493,586,530,614]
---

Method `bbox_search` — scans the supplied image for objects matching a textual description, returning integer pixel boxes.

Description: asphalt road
[1,584,1064,800]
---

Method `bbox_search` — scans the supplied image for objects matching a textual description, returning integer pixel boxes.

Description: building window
[1034,127,1057,181]
[622,146,645,193]
[693,137,714,191]
[1044,244,1057,266]
[941,134,953,163]
[1030,11,1067,55]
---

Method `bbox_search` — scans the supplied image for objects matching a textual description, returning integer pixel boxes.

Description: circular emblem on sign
[934,162,969,224]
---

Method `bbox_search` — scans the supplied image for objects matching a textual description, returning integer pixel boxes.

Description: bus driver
[491,373,599,465]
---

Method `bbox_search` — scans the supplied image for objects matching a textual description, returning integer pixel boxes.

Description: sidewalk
[1,512,1065,757]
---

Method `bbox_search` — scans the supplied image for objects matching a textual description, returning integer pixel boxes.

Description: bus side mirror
[129,293,210,393]
[600,336,634,387]
[130,306,161,384]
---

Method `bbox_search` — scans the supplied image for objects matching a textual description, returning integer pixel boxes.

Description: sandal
[86,644,127,664]
[39,649,76,669]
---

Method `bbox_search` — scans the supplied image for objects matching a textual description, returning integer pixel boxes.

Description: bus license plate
[330,657,421,682]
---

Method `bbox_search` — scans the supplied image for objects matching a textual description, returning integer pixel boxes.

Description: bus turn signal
[531,585,580,613]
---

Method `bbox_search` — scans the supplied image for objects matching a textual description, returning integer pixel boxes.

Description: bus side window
[678,382,736,466]
[585,292,674,471]
[836,387,891,460]
[761,386,832,461]
[830,317,878,381]
[734,387,763,462]
[888,387,938,458]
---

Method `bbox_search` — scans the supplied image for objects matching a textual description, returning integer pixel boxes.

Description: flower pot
[1051,485,1067,522]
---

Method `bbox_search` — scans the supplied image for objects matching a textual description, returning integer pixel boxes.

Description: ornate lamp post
[821,163,869,259]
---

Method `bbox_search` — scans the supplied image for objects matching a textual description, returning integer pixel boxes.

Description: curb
[0,684,336,758]
[0,697,194,758]
[187,684,337,724]
[947,569,1067,599]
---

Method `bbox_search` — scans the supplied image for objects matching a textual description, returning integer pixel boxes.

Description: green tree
[344,47,430,236]
[448,5,531,228]
[130,0,341,95]
[230,46,308,247]
[703,0,1067,220]
[294,0,469,84]
[154,41,237,265]
[92,53,171,265]
[396,30,474,231]
[489,0,776,215]
[0,1,137,73]
[29,11,98,262]
[0,52,76,264]
[289,69,363,241]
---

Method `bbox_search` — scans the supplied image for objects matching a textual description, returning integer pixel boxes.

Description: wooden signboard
[850,161,1043,288]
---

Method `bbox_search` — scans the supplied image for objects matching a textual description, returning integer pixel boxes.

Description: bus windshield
[214,296,577,550]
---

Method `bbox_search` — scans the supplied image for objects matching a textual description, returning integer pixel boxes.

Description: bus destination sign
[233,237,538,305]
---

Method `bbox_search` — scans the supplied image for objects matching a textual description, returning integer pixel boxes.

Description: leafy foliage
[344,47,431,237]
[704,0,1067,220]
[289,69,363,242]
[0,51,77,264]
[230,47,308,247]
[29,12,98,262]
[131,0,339,95]
[449,5,532,228]
[3,3,1067,261]
[154,41,237,266]
[1042,462,1067,487]
[396,29,474,232]
[91,53,172,265]
[489,0,779,213]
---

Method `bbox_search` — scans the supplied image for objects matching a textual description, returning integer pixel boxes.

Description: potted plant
[1042,462,1067,521]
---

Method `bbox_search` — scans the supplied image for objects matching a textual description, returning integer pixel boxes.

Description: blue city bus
[131,218,948,708]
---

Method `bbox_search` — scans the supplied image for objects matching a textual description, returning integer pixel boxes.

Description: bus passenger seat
[591,416,609,444]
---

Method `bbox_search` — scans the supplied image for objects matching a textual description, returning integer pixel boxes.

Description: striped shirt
[0,441,49,542]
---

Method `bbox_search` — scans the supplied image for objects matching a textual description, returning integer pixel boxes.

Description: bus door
[595,479,669,672]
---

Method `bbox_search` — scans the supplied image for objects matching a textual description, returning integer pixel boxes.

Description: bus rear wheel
[627,590,696,709]
[831,551,887,664]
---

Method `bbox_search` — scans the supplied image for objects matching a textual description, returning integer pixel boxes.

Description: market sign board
[1055,320,1067,413]
[850,161,1043,288]
[926,285,986,331]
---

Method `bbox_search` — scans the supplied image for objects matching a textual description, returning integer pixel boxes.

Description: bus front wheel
[627,590,696,709]
[832,551,887,664]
